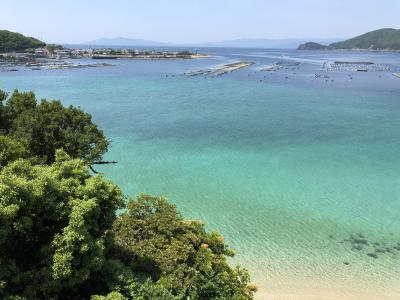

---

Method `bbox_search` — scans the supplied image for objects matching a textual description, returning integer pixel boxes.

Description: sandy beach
[252,264,400,300]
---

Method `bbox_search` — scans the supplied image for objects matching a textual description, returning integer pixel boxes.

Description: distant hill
[197,38,339,49]
[330,28,400,50]
[83,37,167,47]
[297,42,329,50]
[298,28,400,51]
[0,30,46,52]
[82,37,340,49]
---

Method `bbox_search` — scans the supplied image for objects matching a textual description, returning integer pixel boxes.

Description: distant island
[297,42,330,50]
[298,28,400,51]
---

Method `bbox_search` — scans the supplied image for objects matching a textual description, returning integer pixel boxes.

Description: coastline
[91,53,210,60]
[298,48,400,53]
[257,281,400,300]
[253,269,400,300]
[241,247,400,300]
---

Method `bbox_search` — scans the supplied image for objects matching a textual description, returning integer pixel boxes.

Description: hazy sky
[1,0,399,43]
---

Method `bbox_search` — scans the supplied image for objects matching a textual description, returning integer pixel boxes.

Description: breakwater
[185,61,253,77]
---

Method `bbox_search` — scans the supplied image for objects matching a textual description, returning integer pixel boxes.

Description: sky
[1,0,399,44]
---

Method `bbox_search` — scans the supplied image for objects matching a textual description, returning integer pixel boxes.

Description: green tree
[0,152,256,299]
[1,90,108,164]
[0,89,257,299]
[0,90,8,132]
[91,291,128,300]
[4,90,37,118]
[0,136,29,168]
[0,90,6,101]
[0,150,124,299]
[113,194,257,300]
[46,44,64,54]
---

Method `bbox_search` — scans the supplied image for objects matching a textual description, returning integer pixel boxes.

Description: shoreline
[298,48,400,53]
[91,53,210,60]
[240,251,400,300]
[256,283,400,300]
[253,273,400,300]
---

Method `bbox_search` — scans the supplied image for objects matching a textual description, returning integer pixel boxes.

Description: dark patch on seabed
[328,233,400,265]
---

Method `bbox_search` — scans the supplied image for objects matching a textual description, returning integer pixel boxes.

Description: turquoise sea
[1,48,400,299]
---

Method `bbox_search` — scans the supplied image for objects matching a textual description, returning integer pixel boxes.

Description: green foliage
[113,194,257,299]
[91,291,128,300]
[0,154,256,299]
[176,51,193,58]
[0,30,46,52]
[297,42,329,50]
[0,90,8,131]
[1,90,108,164]
[330,28,400,50]
[0,89,256,299]
[0,90,6,101]
[46,44,64,53]
[91,280,176,300]
[299,28,400,50]
[0,136,29,168]
[5,90,37,117]
[0,150,124,299]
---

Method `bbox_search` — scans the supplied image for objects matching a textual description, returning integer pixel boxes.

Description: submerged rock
[367,253,378,259]
[341,233,400,260]
[352,245,363,251]
[374,248,386,254]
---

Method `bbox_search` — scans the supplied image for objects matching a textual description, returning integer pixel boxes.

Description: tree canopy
[0,135,30,167]
[0,89,257,299]
[46,44,64,53]
[0,150,123,299]
[113,194,256,299]
[0,90,108,164]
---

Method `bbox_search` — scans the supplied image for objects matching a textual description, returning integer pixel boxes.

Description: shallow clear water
[1,49,400,298]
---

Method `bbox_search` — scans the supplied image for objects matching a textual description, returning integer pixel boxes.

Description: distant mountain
[82,37,340,49]
[330,28,400,50]
[298,28,400,51]
[197,38,339,49]
[83,37,167,47]
[0,29,46,52]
